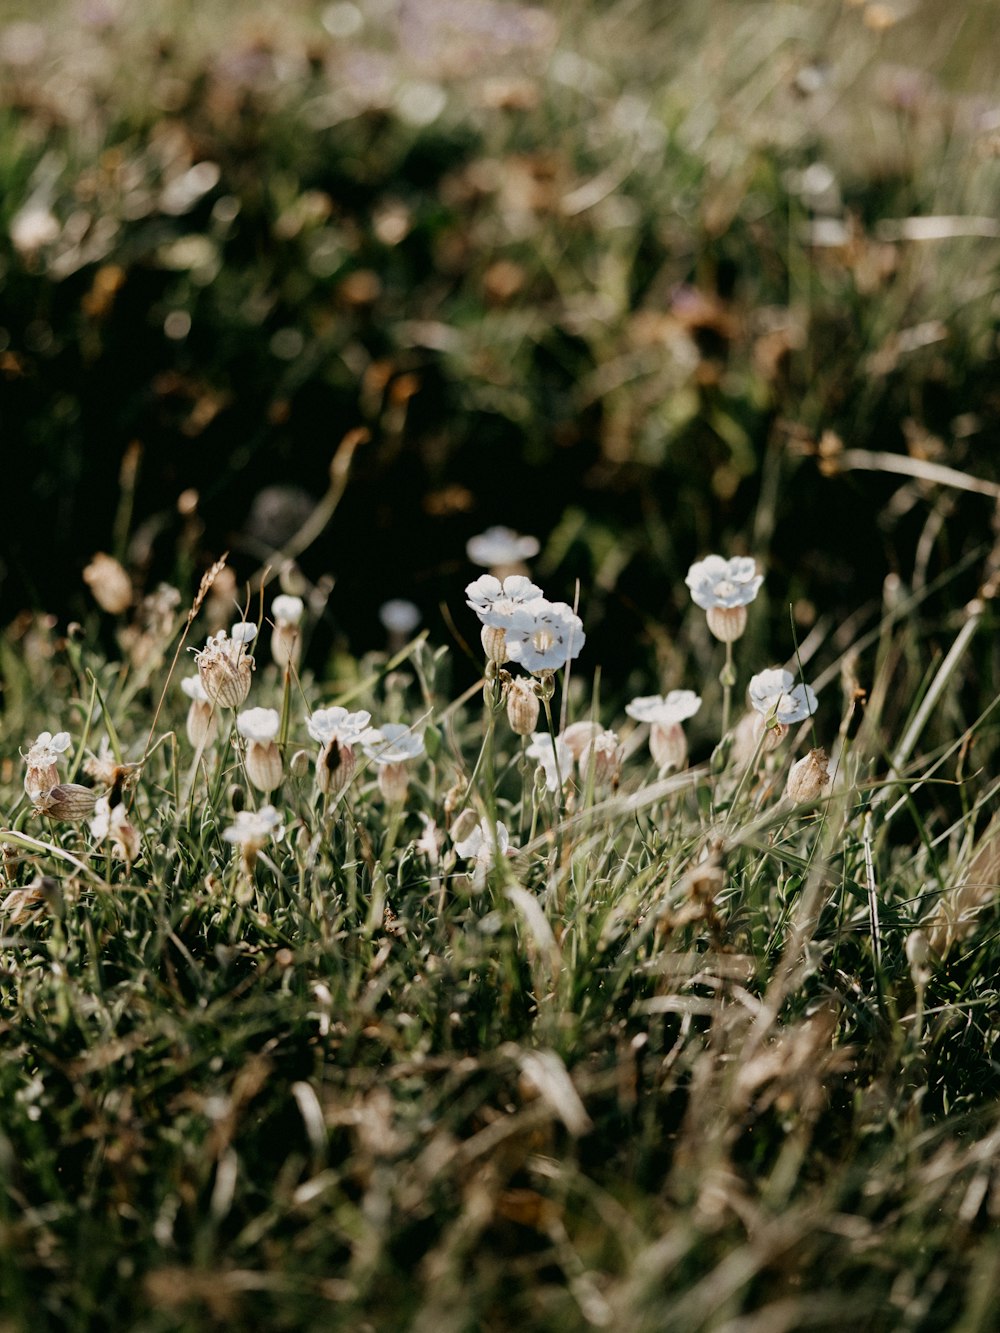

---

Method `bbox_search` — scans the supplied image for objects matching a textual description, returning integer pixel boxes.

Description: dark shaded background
[2,0,999,679]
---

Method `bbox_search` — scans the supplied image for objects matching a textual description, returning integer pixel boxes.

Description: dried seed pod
[34,783,98,820]
[506,678,540,736]
[481,624,509,666]
[194,628,256,709]
[83,552,132,615]
[199,652,252,709]
[784,747,830,803]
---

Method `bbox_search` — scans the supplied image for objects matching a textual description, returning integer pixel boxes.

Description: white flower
[748,668,818,725]
[230,621,258,645]
[466,526,540,568]
[10,204,60,255]
[505,598,585,673]
[625,691,702,725]
[465,574,544,627]
[23,730,72,802]
[306,706,376,746]
[453,816,511,863]
[222,805,285,848]
[24,731,72,767]
[362,723,425,765]
[181,674,210,703]
[379,599,421,635]
[526,732,574,792]
[579,729,623,787]
[89,795,141,863]
[271,594,304,626]
[237,707,280,743]
[686,555,763,611]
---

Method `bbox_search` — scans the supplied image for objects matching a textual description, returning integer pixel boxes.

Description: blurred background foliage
[1,0,1000,677]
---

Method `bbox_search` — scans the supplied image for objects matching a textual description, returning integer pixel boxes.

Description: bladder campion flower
[379,599,421,652]
[452,812,514,887]
[466,575,543,626]
[363,723,425,803]
[90,795,141,865]
[626,691,702,771]
[526,732,574,793]
[748,668,818,726]
[223,804,285,874]
[466,526,540,571]
[578,729,623,789]
[237,706,283,793]
[23,731,72,802]
[686,555,763,642]
[270,594,304,670]
[504,599,585,674]
[307,706,376,798]
[181,674,218,748]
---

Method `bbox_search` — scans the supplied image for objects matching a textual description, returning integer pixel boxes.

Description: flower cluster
[686,554,763,642]
[466,575,585,675]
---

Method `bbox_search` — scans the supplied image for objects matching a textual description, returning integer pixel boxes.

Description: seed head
[506,677,540,735]
[784,747,830,804]
[194,626,256,709]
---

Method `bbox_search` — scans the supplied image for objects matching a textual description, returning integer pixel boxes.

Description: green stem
[720,639,736,738]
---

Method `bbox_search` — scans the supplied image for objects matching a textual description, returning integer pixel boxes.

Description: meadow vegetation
[3,1,1000,1329]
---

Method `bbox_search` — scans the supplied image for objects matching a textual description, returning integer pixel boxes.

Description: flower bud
[706,604,747,642]
[245,740,283,793]
[378,761,410,804]
[199,652,252,709]
[316,738,356,797]
[784,747,829,803]
[34,783,98,820]
[289,748,311,779]
[83,552,132,615]
[481,624,509,665]
[649,721,687,772]
[506,678,540,736]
